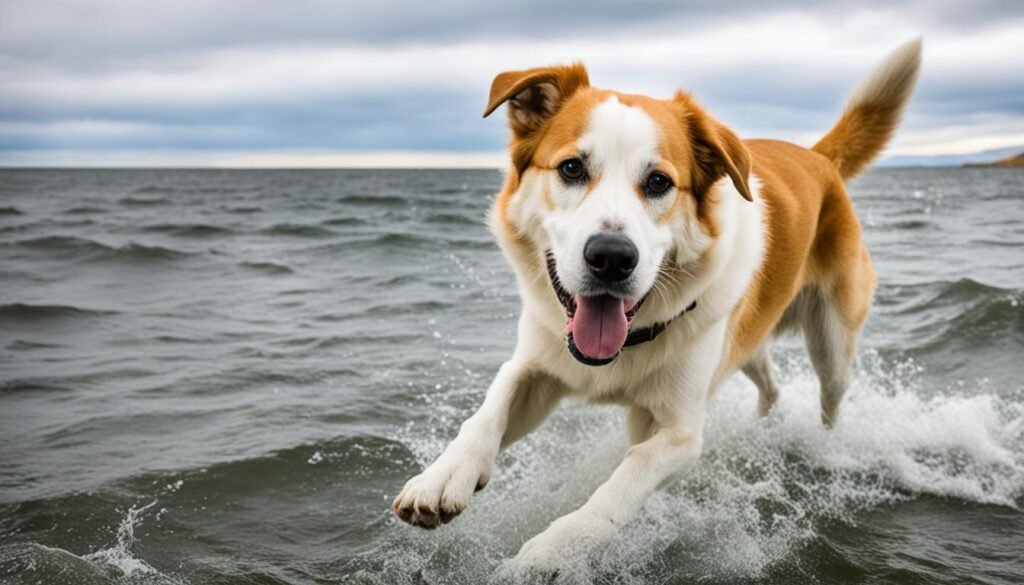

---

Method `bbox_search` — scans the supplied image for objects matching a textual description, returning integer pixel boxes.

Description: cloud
[2,1,1019,61]
[0,148,509,168]
[1,1,1022,165]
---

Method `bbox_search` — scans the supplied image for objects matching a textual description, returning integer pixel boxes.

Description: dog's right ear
[483,63,590,137]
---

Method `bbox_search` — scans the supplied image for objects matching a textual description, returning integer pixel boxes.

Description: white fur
[394,98,767,571]
[539,97,674,304]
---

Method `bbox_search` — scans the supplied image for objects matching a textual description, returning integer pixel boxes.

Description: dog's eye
[643,171,673,197]
[557,158,586,183]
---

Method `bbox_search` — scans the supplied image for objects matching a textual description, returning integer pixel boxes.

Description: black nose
[584,234,638,282]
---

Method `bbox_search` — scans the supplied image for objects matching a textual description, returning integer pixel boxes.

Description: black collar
[622,299,698,348]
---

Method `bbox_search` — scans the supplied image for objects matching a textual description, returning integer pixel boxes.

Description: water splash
[362,351,1024,584]
[0,500,182,585]
[84,500,168,581]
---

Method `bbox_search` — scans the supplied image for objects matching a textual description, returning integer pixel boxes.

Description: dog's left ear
[483,63,590,138]
[682,95,753,202]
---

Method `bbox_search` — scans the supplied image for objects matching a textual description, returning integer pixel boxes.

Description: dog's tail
[813,39,922,180]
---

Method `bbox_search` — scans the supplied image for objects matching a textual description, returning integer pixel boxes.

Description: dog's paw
[510,510,616,571]
[391,454,489,529]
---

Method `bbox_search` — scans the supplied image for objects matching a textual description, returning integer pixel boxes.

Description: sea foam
[363,350,1024,584]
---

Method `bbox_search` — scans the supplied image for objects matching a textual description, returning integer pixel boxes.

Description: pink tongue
[571,295,628,360]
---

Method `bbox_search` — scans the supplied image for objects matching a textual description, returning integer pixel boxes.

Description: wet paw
[510,510,616,571]
[391,456,488,529]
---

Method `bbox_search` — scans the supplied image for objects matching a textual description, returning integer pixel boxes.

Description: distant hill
[877,146,1024,168]
[963,152,1024,168]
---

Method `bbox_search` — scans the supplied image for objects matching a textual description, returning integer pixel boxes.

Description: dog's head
[485,63,752,365]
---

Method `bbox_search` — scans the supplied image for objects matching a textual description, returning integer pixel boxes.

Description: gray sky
[1,0,1022,167]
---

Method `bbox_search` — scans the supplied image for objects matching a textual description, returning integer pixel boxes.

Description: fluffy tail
[813,39,922,180]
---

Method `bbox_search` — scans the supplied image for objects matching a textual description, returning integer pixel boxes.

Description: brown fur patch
[720,140,877,374]
[488,64,884,384]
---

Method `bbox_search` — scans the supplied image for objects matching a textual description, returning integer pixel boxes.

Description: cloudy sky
[1,0,1022,167]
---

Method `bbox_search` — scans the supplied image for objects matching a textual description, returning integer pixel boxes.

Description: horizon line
[0,144,1021,171]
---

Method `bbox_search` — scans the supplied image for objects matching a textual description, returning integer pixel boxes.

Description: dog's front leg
[511,320,724,570]
[510,420,704,569]
[393,359,561,528]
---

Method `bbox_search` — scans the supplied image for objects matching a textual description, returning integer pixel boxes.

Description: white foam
[372,351,1024,583]
[83,499,179,582]
[1,499,183,585]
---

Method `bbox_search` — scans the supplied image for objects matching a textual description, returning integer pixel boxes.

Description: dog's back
[723,40,922,425]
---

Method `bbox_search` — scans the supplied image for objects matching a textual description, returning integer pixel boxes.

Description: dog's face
[485,64,752,365]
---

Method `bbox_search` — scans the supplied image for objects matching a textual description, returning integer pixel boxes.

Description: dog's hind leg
[801,283,868,428]
[741,343,780,417]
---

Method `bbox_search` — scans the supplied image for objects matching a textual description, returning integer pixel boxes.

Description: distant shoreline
[963,152,1024,168]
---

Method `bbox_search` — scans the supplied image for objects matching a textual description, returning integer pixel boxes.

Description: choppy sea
[1,168,1022,584]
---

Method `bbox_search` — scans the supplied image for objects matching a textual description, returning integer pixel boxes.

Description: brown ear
[682,95,753,202]
[483,63,590,137]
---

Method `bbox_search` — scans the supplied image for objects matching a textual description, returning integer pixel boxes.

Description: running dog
[393,40,921,568]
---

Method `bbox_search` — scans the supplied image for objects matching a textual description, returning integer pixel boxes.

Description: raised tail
[813,39,922,180]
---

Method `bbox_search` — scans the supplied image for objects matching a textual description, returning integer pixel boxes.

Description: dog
[393,39,922,569]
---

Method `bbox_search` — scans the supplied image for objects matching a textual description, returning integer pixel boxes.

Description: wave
[118,195,170,206]
[62,206,109,215]
[4,339,65,351]
[315,232,493,251]
[9,236,194,263]
[4,353,1019,583]
[0,380,72,394]
[238,261,295,275]
[11,235,108,255]
[374,274,420,287]
[203,437,407,497]
[353,353,1024,584]
[337,194,407,207]
[109,241,194,262]
[0,503,182,585]
[882,276,1020,325]
[428,186,470,195]
[182,186,247,195]
[224,205,265,214]
[969,238,1024,248]
[925,277,1013,302]
[0,219,95,235]
[151,335,205,345]
[890,278,1023,345]
[0,436,410,581]
[0,303,117,321]
[321,217,370,227]
[98,241,194,263]
[139,223,234,237]
[258,223,337,238]
[130,184,175,194]
[424,212,480,226]
[885,219,933,230]
[0,543,114,585]
[83,501,174,582]
[311,300,451,323]
[0,206,22,215]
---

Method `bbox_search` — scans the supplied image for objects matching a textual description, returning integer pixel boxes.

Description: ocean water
[0,167,1022,585]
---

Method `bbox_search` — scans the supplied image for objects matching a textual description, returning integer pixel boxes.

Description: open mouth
[546,253,645,366]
